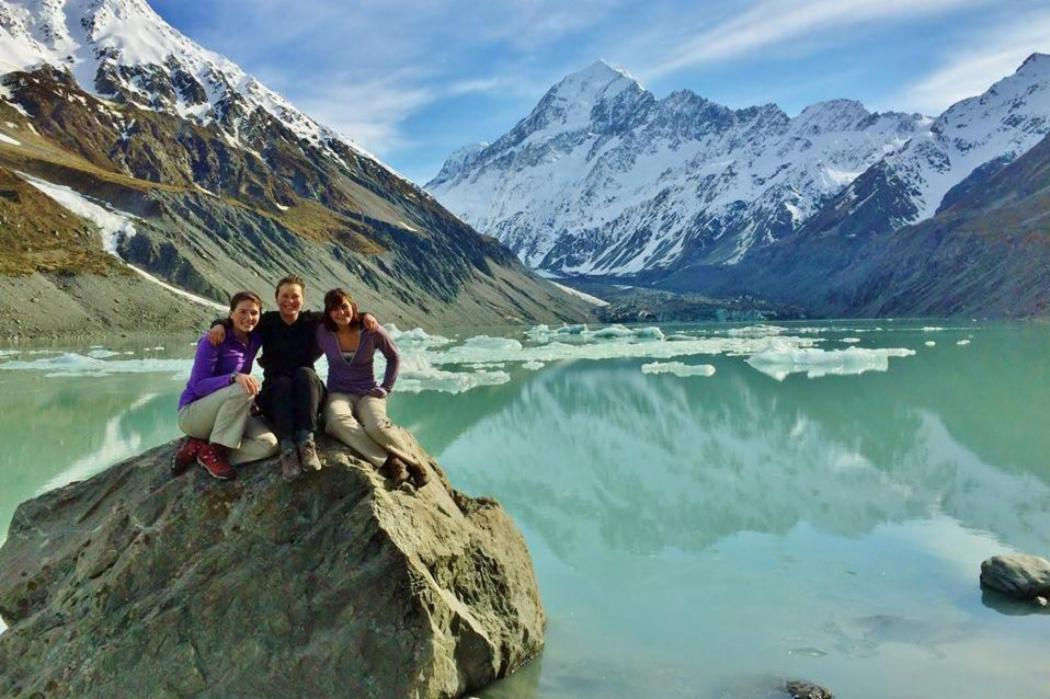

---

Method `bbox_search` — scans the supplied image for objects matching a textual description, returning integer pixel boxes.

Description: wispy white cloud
[644,0,987,78]
[890,9,1050,114]
[294,77,434,155]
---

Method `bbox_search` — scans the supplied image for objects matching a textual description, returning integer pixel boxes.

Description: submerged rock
[980,554,1050,600]
[0,436,545,697]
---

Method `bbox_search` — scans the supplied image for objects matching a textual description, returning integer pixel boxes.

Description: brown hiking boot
[280,447,302,481]
[383,455,409,486]
[299,438,322,471]
[405,460,430,488]
[172,437,205,476]
[197,443,235,481]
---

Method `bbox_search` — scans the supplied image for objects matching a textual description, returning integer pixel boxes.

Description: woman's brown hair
[322,288,359,332]
[229,290,263,313]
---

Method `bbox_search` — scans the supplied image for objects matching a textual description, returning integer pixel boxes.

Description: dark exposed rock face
[0,437,545,698]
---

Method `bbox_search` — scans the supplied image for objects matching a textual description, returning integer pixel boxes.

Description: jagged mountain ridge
[0,0,591,335]
[428,56,1050,282]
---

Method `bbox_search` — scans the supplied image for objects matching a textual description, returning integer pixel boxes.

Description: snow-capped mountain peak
[428,55,1050,277]
[0,0,378,162]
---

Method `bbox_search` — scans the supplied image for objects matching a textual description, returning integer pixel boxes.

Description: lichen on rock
[0,436,545,698]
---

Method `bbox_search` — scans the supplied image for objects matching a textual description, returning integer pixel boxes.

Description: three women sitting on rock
[175,276,427,486]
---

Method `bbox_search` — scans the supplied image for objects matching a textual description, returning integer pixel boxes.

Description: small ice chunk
[385,324,451,347]
[556,324,588,335]
[87,349,120,359]
[726,325,787,337]
[922,326,945,332]
[925,341,936,347]
[641,361,715,377]
[957,339,971,346]
[524,324,550,342]
[394,355,509,393]
[633,326,665,341]
[522,361,545,370]
[746,346,915,381]
[589,324,634,339]
[841,337,861,344]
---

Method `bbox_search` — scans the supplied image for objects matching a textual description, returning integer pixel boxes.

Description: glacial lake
[1,320,1049,698]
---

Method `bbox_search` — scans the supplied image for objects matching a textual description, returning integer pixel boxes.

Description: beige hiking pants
[177,383,279,465]
[324,392,414,468]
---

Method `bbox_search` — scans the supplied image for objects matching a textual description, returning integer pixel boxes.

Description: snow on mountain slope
[0,0,378,164]
[429,56,1050,277]
[886,52,1050,222]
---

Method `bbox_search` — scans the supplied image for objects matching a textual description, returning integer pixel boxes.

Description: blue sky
[150,0,1050,185]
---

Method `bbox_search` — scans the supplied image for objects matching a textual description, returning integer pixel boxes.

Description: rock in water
[784,679,834,698]
[980,554,1050,600]
[0,437,545,697]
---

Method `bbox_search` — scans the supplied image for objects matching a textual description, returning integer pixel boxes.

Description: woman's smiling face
[229,299,261,333]
[328,298,354,327]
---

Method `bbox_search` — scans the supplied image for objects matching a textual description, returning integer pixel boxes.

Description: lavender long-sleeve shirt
[178,331,262,409]
[316,323,399,395]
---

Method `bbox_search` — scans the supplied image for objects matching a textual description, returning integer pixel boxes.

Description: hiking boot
[171,437,205,476]
[405,460,430,488]
[383,455,410,486]
[280,447,302,481]
[299,438,322,471]
[197,443,235,481]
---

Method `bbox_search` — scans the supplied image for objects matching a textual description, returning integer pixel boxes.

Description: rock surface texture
[980,554,1050,600]
[0,436,545,698]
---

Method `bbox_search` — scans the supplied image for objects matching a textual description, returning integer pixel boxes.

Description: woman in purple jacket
[172,291,279,480]
[317,288,429,487]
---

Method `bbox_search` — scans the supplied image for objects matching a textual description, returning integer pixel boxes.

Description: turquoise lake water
[1,321,1048,697]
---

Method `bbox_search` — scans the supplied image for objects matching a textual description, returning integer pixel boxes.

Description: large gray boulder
[980,554,1050,600]
[0,436,545,698]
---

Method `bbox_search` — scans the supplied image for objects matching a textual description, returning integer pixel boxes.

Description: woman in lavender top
[318,288,429,487]
[172,291,278,480]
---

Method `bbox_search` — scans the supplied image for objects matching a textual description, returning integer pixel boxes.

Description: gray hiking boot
[280,447,302,481]
[299,438,322,471]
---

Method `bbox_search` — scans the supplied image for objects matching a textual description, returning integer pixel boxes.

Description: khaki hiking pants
[178,383,279,465]
[324,392,414,468]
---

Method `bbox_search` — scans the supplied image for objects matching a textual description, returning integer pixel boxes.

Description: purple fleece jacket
[178,331,262,410]
[316,323,400,395]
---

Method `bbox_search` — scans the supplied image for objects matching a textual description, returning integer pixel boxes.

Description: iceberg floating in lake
[641,361,716,377]
[522,361,545,371]
[0,353,189,377]
[385,324,452,347]
[394,355,509,394]
[745,346,916,381]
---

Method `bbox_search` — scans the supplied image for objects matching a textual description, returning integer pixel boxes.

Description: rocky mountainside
[0,0,590,337]
[0,435,545,697]
[428,56,1050,298]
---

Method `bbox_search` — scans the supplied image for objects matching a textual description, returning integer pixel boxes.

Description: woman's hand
[234,373,261,396]
[207,324,227,346]
[368,387,388,399]
[361,313,378,332]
